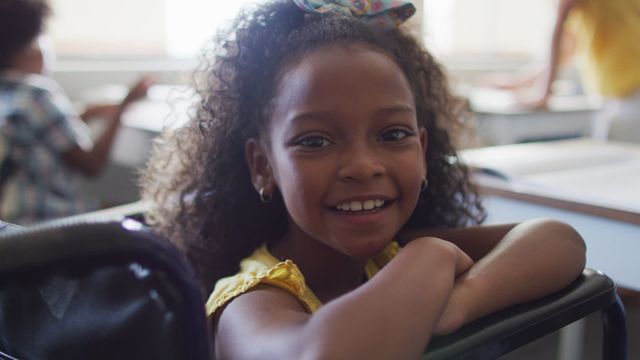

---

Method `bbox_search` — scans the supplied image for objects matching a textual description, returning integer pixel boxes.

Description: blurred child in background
[0,0,152,225]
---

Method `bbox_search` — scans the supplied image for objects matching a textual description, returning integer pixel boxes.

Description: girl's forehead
[279,43,398,79]
[264,43,416,133]
[272,43,412,102]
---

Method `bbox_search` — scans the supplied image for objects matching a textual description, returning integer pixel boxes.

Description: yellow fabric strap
[364,241,400,278]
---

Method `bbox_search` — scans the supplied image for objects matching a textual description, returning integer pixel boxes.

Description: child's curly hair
[0,0,50,70]
[140,0,485,293]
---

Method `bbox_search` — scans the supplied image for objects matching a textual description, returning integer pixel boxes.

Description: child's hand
[406,237,474,336]
[122,76,154,106]
[432,242,474,336]
[408,236,473,277]
[433,280,472,335]
[515,91,549,111]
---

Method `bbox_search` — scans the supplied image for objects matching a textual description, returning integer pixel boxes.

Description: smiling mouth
[333,199,389,214]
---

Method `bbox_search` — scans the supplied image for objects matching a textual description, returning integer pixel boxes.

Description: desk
[461,139,640,291]
[469,89,599,145]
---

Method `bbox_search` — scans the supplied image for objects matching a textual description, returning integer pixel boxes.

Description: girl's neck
[270,226,367,303]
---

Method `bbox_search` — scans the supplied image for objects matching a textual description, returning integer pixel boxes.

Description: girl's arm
[215,237,472,359]
[404,218,586,334]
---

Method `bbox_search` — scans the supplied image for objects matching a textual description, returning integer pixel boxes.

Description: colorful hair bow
[292,0,416,30]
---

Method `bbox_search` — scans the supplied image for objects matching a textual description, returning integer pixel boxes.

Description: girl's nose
[337,145,385,183]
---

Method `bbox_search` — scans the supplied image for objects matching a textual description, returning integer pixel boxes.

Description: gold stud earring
[420,177,429,192]
[259,187,272,203]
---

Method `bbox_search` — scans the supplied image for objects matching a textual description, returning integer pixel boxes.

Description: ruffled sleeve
[206,248,321,318]
[207,241,401,318]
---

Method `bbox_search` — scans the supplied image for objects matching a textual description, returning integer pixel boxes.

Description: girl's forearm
[442,219,586,331]
[300,238,458,359]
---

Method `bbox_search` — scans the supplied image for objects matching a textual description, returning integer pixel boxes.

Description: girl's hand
[433,280,473,335]
[406,237,474,336]
[407,236,473,277]
[433,242,474,336]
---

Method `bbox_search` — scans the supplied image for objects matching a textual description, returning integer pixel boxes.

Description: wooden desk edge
[474,176,640,226]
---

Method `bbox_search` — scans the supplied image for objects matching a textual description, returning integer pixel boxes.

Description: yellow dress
[206,242,400,318]
[568,0,640,98]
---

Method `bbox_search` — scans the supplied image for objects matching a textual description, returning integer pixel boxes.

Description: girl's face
[247,44,427,259]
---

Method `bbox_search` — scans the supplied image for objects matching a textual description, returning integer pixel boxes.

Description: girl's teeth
[337,199,385,212]
[363,200,375,210]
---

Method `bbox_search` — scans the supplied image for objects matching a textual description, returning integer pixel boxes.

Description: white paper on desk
[461,139,637,180]
[523,159,640,213]
[469,88,519,113]
[461,139,640,212]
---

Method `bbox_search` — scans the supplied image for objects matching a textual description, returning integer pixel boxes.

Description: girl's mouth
[333,199,391,214]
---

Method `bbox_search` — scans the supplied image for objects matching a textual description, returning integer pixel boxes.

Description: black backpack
[0,219,212,360]
[0,131,13,205]
[0,156,15,206]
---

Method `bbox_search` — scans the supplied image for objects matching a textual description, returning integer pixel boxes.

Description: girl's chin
[340,238,394,260]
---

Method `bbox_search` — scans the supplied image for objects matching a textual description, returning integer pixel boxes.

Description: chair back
[0,219,211,360]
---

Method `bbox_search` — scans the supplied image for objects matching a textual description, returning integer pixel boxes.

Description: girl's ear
[419,127,428,175]
[419,127,428,154]
[245,138,274,192]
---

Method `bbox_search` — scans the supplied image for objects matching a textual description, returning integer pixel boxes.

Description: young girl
[141,1,586,358]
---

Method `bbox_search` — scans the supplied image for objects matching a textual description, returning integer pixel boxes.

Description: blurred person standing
[491,0,640,143]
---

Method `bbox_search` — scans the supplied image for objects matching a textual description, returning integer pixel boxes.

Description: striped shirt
[0,72,97,225]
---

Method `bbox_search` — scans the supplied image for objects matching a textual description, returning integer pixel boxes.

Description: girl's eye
[378,128,414,142]
[295,136,333,148]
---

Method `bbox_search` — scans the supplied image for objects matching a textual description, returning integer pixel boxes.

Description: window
[423,0,556,64]
[49,0,257,58]
[49,0,554,65]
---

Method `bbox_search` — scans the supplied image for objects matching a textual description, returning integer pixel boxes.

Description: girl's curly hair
[140,0,485,293]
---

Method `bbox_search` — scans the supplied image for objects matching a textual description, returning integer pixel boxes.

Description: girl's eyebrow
[374,104,415,116]
[289,104,415,124]
[289,111,338,124]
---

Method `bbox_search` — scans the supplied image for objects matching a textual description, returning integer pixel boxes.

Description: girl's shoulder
[206,241,401,319]
[205,245,321,318]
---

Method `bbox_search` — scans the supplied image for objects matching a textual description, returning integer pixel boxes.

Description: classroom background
[3,0,638,358]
